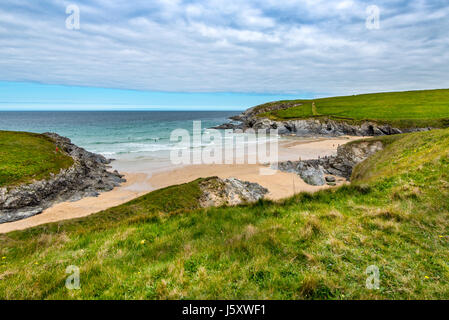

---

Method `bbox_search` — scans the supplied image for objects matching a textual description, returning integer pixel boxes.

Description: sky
[0,0,448,110]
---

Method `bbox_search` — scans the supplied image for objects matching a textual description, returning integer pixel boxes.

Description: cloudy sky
[0,0,448,109]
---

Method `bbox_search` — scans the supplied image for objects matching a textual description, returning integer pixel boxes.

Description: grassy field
[258,89,449,128]
[1,128,449,299]
[0,131,73,188]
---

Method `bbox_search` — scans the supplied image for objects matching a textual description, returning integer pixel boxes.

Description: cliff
[215,114,432,137]
[0,133,125,223]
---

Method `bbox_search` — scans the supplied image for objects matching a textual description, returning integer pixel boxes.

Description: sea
[0,111,251,173]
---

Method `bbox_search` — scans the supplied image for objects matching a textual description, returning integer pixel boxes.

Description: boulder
[296,163,326,186]
[199,177,268,208]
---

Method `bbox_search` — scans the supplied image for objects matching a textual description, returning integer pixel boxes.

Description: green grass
[258,89,449,129]
[0,131,74,188]
[1,129,449,299]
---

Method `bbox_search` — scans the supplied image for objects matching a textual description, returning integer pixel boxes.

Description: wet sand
[0,136,365,234]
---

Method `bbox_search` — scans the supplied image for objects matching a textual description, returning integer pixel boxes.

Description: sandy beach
[0,136,365,233]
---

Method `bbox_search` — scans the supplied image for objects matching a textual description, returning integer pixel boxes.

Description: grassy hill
[1,128,449,299]
[257,89,449,129]
[0,131,73,188]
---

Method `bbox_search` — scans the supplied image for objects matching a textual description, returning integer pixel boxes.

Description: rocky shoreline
[213,104,432,137]
[0,133,126,224]
[214,117,432,137]
[276,139,384,185]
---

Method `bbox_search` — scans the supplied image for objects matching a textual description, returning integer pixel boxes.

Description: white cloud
[0,0,448,96]
[337,1,354,10]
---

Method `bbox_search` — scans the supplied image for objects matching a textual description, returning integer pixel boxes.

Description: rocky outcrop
[229,101,301,123]
[277,140,384,185]
[296,163,326,186]
[199,177,268,207]
[212,121,245,130]
[216,116,432,137]
[0,133,125,224]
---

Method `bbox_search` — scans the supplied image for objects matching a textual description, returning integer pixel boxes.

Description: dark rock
[211,123,236,130]
[325,176,336,183]
[296,162,326,186]
[0,207,44,223]
[210,121,245,130]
